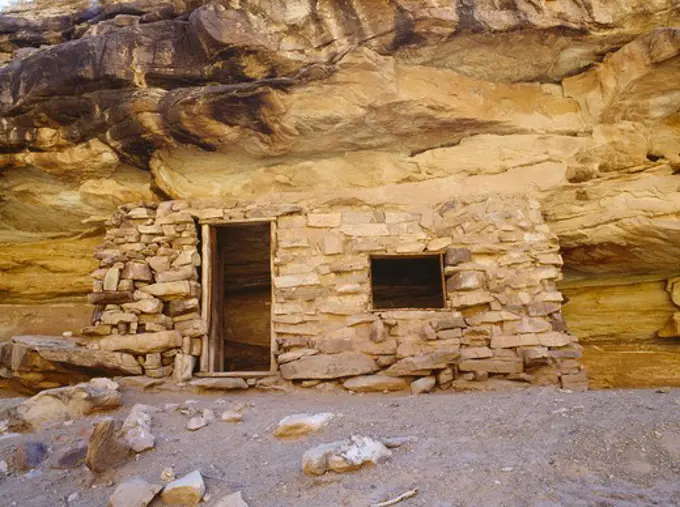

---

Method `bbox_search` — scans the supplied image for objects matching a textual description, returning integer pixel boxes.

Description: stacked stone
[270,196,586,392]
[84,201,204,380]
[86,195,586,392]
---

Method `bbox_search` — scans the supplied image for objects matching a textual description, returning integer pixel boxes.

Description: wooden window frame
[198,219,277,377]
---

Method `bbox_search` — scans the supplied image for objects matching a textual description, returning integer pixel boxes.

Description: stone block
[168,298,199,316]
[447,271,485,291]
[321,233,344,254]
[537,332,572,347]
[155,266,196,283]
[98,330,183,354]
[175,319,206,338]
[411,376,436,394]
[449,291,494,308]
[148,256,171,272]
[122,298,163,314]
[396,339,460,358]
[458,358,523,374]
[340,224,390,237]
[445,248,472,266]
[370,320,386,343]
[274,274,321,288]
[101,311,138,325]
[89,291,134,305]
[121,262,153,281]
[490,334,540,348]
[140,281,197,300]
[279,352,379,380]
[396,242,425,253]
[308,213,341,228]
[189,378,248,390]
[172,249,200,268]
[436,329,462,340]
[103,268,121,291]
[386,350,460,376]
[427,238,452,251]
[460,347,493,360]
[173,354,196,382]
[343,374,408,392]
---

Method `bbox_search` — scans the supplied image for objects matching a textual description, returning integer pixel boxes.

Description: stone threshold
[193,371,276,378]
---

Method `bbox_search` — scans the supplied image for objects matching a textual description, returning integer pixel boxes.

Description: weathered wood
[200,224,211,373]
[88,291,134,305]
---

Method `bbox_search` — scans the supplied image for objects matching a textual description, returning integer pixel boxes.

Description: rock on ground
[0,378,121,431]
[410,376,437,395]
[108,478,162,507]
[302,435,392,476]
[160,470,205,505]
[121,404,156,452]
[274,413,335,438]
[214,491,249,507]
[85,417,131,473]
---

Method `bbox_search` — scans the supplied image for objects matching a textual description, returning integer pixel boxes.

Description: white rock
[186,416,208,431]
[220,410,242,423]
[274,413,335,438]
[164,403,180,412]
[160,470,205,505]
[121,404,156,453]
[0,459,8,474]
[410,376,436,395]
[108,478,162,507]
[302,435,392,475]
[67,492,79,504]
[214,491,249,507]
[202,409,215,422]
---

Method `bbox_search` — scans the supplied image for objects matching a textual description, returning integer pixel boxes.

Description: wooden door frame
[198,218,277,377]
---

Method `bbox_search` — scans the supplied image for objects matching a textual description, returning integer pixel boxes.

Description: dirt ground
[1,383,680,507]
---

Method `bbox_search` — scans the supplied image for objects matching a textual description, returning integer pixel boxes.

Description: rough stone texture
[108,478,162,507]
[1,0,674,385]
[301,435,392,476]
[0,378,121,431]
[85,417,131,473]
[343,374,409,393]
[189,377,248,391]
[273,413,335,438]
[160,470,205,505]
[280,353,379,380]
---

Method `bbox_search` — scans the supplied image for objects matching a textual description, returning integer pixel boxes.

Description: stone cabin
[83,194,587,392]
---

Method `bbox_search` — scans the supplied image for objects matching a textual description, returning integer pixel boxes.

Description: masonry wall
[85,195,587,392]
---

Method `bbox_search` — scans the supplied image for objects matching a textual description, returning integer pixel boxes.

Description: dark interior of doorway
[215,222,272,372]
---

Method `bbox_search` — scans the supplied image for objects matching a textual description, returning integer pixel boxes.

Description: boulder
[85,417,131,473]
[343,374,409,393]
[97,330,182,354]
[1,378,121,431]
[108,478,162,507]
[274,413,335,438]
[280,352,379,380]
[49,443,87,469]
[160,470,205,505]
[172,353,196,382]
[187,416,208,431]
[140,281,196,300]
[302,435,392,476]
[9,336,142,376]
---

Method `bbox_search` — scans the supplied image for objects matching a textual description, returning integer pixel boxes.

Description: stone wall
[85,194,587,392]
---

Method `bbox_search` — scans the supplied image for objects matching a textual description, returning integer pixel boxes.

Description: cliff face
[1,0,679,385]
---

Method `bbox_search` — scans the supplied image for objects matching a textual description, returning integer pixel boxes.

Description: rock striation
[0,1,679,386]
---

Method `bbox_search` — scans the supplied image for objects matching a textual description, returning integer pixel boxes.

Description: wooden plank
[194,371,274,379]
[439,253,447,309]
[200,224,212,373]
[269,220,277,372]
[199,217,275,225]
[209,226,222,372]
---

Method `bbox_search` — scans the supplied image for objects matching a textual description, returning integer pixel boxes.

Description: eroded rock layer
[1,0,679,386]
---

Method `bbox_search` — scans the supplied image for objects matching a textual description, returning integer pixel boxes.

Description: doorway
[203,221,274,373]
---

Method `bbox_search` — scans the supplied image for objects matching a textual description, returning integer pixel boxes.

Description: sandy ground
[1,384,680,507]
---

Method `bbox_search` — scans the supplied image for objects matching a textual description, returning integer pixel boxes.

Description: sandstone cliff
[1,0,679,386]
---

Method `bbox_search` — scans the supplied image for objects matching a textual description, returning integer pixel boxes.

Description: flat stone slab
[343,374,409,392]
[11,336,142,375]
[280,352,379,380]
[97,330,182,354]
[189,377,248,390]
